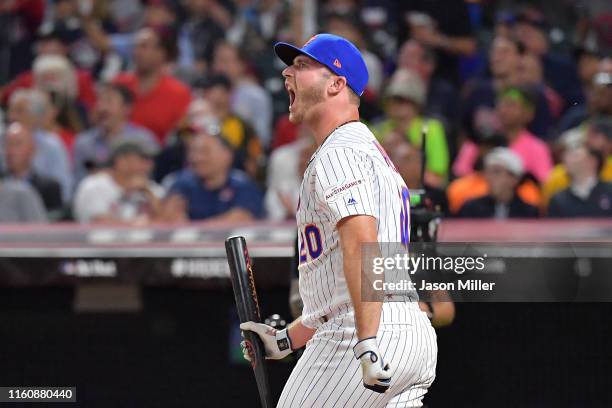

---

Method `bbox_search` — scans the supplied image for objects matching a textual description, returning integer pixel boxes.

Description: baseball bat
[225,236,274,408]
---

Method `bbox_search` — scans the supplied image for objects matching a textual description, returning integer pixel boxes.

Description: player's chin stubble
[290,82,326,123]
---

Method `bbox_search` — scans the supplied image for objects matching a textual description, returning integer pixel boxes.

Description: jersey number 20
[299,224,322,263]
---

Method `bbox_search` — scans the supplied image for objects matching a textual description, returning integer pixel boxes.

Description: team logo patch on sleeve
[323,178,368,203]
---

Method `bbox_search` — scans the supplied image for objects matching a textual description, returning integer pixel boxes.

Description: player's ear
[328,75,347,97]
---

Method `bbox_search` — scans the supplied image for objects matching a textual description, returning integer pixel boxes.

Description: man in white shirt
[73,138,162,224]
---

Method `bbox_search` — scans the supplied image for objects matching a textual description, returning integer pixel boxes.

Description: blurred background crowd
[0,0,610,225]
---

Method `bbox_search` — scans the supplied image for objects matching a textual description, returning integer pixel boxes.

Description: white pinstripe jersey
[296,121,412,328]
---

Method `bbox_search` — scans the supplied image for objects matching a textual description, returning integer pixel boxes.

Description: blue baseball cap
[274,33,369,97]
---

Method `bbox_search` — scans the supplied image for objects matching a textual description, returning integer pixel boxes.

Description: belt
[315,303,352,326]
[385,294,418,302]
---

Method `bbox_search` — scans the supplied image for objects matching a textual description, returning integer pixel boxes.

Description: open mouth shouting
[286,82,296,111]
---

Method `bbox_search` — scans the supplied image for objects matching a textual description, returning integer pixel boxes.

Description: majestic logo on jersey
[323,178,368,203]
[347,197,357,206]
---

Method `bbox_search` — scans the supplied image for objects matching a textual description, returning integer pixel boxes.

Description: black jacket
[548,182,612,218]
[458,195,539,219]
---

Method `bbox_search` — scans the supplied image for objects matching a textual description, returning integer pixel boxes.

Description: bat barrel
[225,236,261,322]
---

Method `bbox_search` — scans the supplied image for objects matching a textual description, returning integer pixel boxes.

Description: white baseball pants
[277,302,437,408]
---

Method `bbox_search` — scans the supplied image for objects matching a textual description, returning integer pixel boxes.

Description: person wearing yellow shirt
[372,69,449,188]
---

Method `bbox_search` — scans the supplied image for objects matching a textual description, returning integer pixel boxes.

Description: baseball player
[240,34,437,407]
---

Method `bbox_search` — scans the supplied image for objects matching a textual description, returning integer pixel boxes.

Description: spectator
[1,25,97,110]
[589,66,612,120]
[397,1,477,84]
[154,97,217,184]
[373,69,449,187]
[585,116,612,177]
[397,39,458,130]
[454,86,553,184]
[166,131,264,221]
[324,11,384,122]
[0,0,44,84]
[265,128,316,221]
[513,8,584,109]
[41,0,117,73]
[73,138,162,224]
[211,41,273,147]
[493,9,516,39]
[460,36,552,138]
[227,0,289,53]
[43,91,78,158]
[558,67,612,134]
[114,27,191,144]
[6,89,73,202]
[326,11,384,97]
[458,148,539,219]
[176,0,228,79]
[575,47,602,88]
[33,54,87,129]
[103,0,177,71]
[518,52,564,120]
[0,179,47,223]
[269,114,300,151]
[225,0,293,122]
[447,134,541,215]
[548,146,612,217]
[391,141,448,215]
[197,75,263,179]
[543,118,612,206]
[32,54,88,155]
[142,0,177,29]
[2,122,62,219]
[73,83,157,184]
[106,0,145,33]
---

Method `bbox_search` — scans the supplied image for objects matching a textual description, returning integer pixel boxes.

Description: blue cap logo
[274,33,369,97]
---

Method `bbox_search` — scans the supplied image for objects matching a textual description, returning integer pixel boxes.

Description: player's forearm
[338,215,382,340]
[287,317,316,349]
[354,299,383,340]
[343,242,382,339]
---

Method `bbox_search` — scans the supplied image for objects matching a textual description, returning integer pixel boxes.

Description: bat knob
[264,314,287,329]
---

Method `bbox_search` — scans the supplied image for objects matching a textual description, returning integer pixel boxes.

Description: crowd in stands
[0,0,610,224]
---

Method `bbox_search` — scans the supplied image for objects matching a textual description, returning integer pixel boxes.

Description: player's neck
[307,107,360,146]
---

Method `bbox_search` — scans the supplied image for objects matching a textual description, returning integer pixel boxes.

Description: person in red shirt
[113,26,191,145]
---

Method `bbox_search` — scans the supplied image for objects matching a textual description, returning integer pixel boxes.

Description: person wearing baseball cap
[273,33,369,127]
[240,33,439,407]
[458,147,539,219]
[373,68,450,186]
[73,137,163,224]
